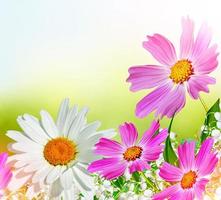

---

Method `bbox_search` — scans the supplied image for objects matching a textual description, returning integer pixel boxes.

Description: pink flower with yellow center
[0,153,12,195]
[127,17,219,118]
[88,121,168,180]
[153,138,218,200]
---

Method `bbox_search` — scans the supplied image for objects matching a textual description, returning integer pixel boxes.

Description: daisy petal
[40,110,59,138]
[60,168,73,189]
[56,98,69,133]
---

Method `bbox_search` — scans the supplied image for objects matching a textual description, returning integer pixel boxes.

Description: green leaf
[201,98,220,143]
[111,176,125,189]
[113,191,120,200]
[163,115,178,165]
[93,196,99,200]
[132,171,141,182]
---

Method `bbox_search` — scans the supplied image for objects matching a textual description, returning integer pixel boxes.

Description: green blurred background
[0,0,221,152]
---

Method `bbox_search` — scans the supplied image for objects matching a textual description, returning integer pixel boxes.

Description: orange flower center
[169,59,194,84]
[181,170,197,189]
[43,137,77,166]
[123,146,143,161]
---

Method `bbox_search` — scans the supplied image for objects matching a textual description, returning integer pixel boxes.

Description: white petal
[56,98,70,133]
[46,166,65,184]
[63,186,76,200]
[95,129,116,139]
[22,114,50,141]
[60,168,73,189]
[68,107,88,140]
[23,160,46,173]
[76,121,101,141]
[17,116,48,144]
[11,142,43,153]
[62,105,78,137]
[49,178,63,199]
[72,167,93,192]
[32,165,53,183]
[40,110,59,138]
[7,168,32,191]
[77,145,100,163]
[7,131,34,144]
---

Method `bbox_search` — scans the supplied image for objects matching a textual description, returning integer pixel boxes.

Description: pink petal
[193,44,218,74]
[198,153,218,176]
[0,153,8,168]
[147,129,168,146]
[139,120,160,146]
[136,81,173,118]
[153,184,182,200]
[94,138,124,157]
[193,178,209,200]
[88,157,121,173]
[143,34,177,66]
[180,17,194,59]
[127,65,169,92]
[178,141,195,172]
[155,84,186,118]
[119,122,138,147]
[101,163,127,180]
[183,190,195,200]
[187,75,216,99]
[0,166,12,189]
[141,146,163,161]
[128,159,150,174]
[195,138,214,167]
[190,22,212,61]
[159,162,183,182]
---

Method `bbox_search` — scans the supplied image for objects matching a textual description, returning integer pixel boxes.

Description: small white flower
[217,121,221,129]
[211,129,221,139]
[170,132,176,140]
[144,189,153,197]
[141,182,147,190]
[103,180,111,188]
[216,186,221,197]
[215,112,221,121]
[7,98,115,200]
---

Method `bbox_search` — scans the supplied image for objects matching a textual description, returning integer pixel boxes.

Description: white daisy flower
[6,98,115,200]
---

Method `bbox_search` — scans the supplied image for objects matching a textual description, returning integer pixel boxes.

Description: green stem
[140,171,158,192]
[199,95,208,112]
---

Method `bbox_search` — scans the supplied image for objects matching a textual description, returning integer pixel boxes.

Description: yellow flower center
[123,146,143,162]
[169,59,194,84]
[43,137,77,166]
[181,170,197,189]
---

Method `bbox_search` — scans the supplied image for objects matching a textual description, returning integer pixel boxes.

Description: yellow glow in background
[0,0,221,152]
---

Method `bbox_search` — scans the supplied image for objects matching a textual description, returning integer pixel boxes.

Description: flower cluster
[0,17,221,200]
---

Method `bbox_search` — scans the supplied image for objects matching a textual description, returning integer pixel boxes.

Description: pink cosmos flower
[127,17,218,118]
[153,138,218,200]
[88,121,168,180]
[0,153,12,193]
